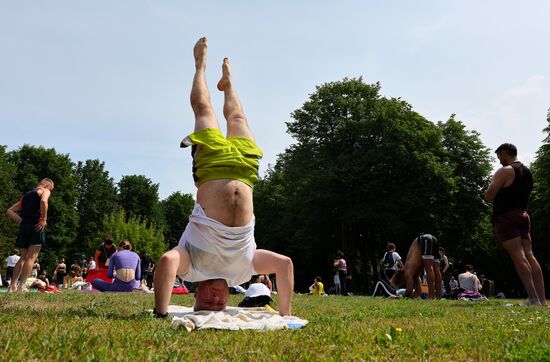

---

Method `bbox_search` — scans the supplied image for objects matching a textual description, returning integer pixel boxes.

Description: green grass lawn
[0,291,549,361]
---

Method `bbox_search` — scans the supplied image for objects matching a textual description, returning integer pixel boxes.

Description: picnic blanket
[157,305,308,332]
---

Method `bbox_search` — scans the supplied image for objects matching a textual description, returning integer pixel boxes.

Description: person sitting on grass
[153,37,294,318]
[63,264,83,289]
[458,265,481,293]
[92,240,141,292]
[309,277,325,296]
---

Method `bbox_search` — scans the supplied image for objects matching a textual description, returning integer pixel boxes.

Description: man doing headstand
[154,37,294,317]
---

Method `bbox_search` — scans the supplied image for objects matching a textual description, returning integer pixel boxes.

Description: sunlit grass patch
[0,291,548,360]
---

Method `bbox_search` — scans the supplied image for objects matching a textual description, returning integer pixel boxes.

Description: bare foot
[216,57,232,91]
[193,37,208,69]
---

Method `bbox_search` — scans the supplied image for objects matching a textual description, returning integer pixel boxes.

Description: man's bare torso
[197,179,253,227]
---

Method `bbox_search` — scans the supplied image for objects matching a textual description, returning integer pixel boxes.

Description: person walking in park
[153,37,294,317]
[5,178,54,292]
[381,243,404,281]
[484,143,546,306]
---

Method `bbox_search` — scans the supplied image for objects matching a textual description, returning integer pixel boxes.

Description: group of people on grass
[5,38,547,316]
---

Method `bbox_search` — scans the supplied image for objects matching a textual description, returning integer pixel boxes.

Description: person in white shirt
[87,256,96,270]
[382,243,404,280]
[458,264,480,292]
[5,249,21,287]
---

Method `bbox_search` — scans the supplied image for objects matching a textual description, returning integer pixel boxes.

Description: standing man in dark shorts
[485,143,546,306]
[6,178,54,292]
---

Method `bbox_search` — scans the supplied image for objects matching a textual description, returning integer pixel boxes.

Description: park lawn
[0,291,549,361]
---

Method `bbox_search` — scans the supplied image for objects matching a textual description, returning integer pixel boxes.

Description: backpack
[382,251,395,269]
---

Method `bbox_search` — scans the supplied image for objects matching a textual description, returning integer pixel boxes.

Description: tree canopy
[255,78,496,291]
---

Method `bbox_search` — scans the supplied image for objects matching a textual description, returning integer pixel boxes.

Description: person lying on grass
[153,37,294,318]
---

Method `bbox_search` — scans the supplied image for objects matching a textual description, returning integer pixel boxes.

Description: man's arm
[36,189,51,231]
[484,167,511,202]
[6,200,22,224]
[253,250,294,316]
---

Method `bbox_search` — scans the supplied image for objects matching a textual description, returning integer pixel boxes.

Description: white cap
[245,283,272,299]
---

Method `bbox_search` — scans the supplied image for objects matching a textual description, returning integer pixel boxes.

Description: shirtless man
[403,233,442,299]
[154,37,294,317]
[6,178,54,292]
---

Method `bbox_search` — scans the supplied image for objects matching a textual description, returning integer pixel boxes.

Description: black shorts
[16,223,45,248]
[419,234,438,261]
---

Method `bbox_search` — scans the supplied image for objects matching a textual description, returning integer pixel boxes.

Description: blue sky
[1,1,549,198]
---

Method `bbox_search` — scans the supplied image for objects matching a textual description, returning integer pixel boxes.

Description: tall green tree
[118,175,163,229]
[97,210,165,261]
[8,145,78,272]
[529,109,550,287]
[161,192,194,247]
[436,116,495,262]
[74,159,118,251]
[0,145,19,267]
[255,78,456,291]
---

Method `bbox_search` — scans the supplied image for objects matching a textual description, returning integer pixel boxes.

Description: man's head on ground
[387,243,396,252]
[38,178,55,192]
[194,279,229,312]
[438,247,446,256]
[495,143,518,166]
[11,249,18,255]
[315,276,322,283]
[465,264,475,273]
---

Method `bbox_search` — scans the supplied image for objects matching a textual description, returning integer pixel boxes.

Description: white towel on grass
[162,305,308,332]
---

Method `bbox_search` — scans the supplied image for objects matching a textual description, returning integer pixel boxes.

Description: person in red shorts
[485,143,546,306]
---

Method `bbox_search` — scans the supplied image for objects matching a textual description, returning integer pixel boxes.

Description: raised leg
[217,58,254,140]
[190,37,219,132]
